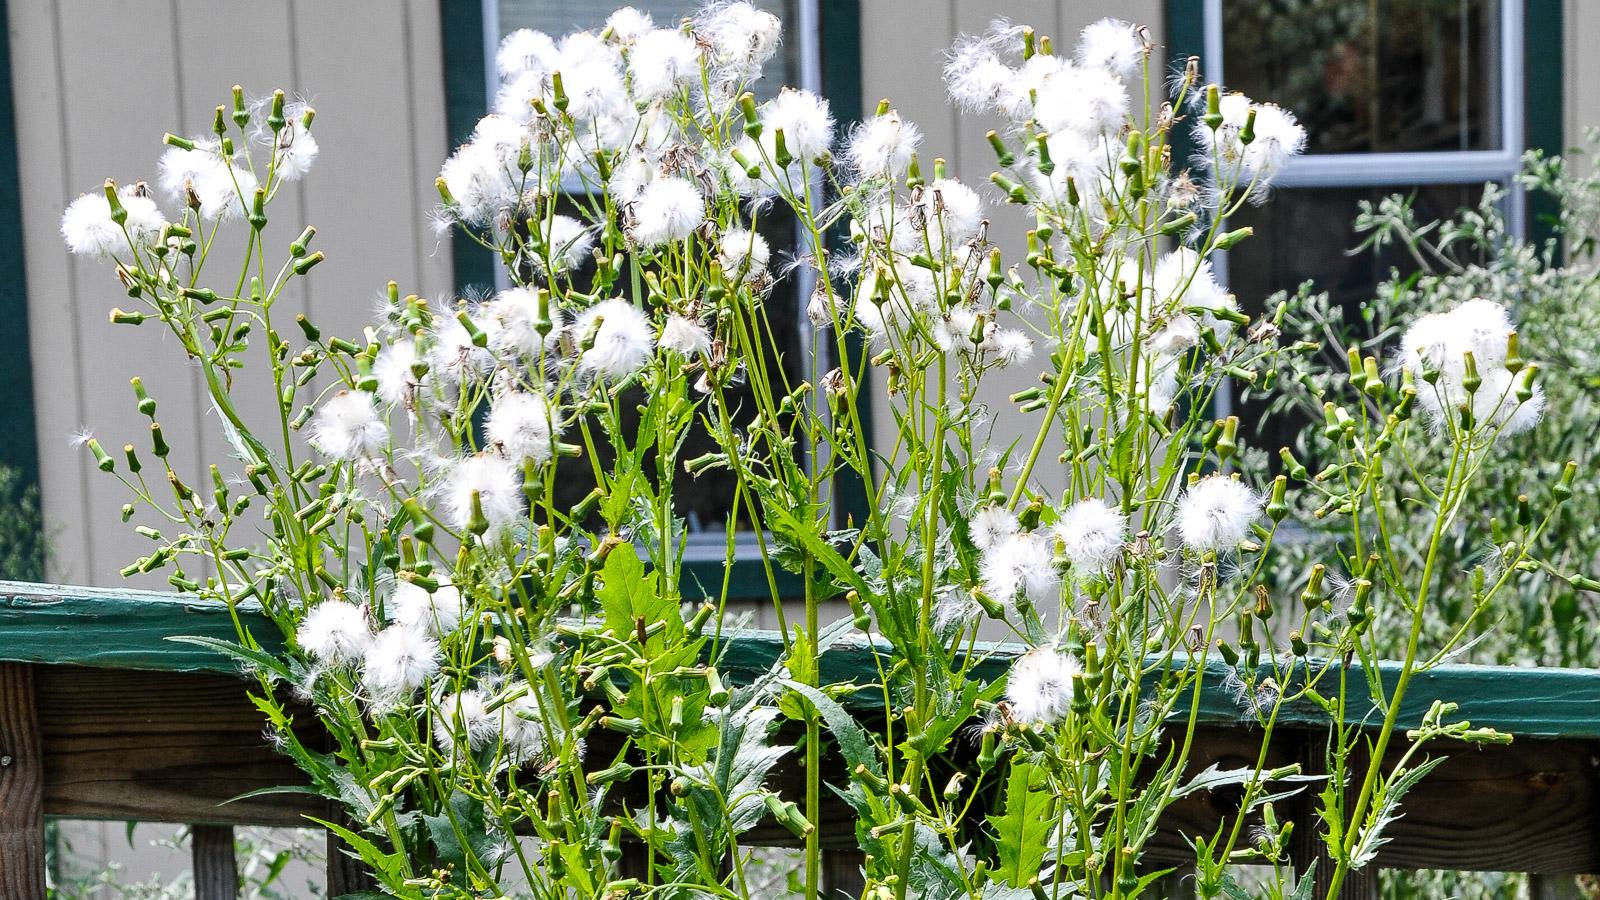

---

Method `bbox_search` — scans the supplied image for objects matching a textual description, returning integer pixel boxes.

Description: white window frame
[479,0,833,560]
[1202,0,1527,235]
[1206,0,1525,422]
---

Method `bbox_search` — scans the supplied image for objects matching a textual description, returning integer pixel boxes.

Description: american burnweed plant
[62,4,1576,898]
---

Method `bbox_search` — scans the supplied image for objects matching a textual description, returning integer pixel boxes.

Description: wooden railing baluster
[191,823,239,899]
[0,662,43,899]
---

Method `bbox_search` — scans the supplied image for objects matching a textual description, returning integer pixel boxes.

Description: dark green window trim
[437,1,865,600]
[439,0,498,294]
[1525,0,1564,251]
[0,0,41,580]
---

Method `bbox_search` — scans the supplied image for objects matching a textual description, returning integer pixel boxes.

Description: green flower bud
[986,129,1013,167]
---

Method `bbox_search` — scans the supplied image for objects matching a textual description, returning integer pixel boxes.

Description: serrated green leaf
[782,678,881,778]
[598,542,677,654]
[986,759,1056,887]
[310,816,410,884]
[167,634,291,680]
[1349,755,1446,868]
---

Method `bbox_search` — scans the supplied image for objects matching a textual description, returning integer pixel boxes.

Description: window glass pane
[1226,183,1483,315]
[1225,183,1485,453]
[489,1,811,545]
[495,0,798,98]
[1222,0,1501,154]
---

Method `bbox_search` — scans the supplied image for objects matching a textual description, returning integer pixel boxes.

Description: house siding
[9,0,453,589]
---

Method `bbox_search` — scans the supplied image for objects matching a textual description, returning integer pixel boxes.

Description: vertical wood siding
[9,0,453,588]
[14,0,1592,590]
[859,0,1163,503]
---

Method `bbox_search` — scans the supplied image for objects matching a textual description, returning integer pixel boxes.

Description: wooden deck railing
[1,581,1598,898]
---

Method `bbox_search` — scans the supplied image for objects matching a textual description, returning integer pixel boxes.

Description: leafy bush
[0,463,46,581]
[61,5,1572,898]
[1256,150,1600,668]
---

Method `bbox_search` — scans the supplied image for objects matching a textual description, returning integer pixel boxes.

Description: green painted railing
[2,580,1599,739]
[0,580,1598,897]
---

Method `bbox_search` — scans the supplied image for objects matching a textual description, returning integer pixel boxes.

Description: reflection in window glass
[495,0,798,98]
[1225,184,1485,453]
[1222,0,1500,154]
[1226,183,1483,315]
[487,1,809,541]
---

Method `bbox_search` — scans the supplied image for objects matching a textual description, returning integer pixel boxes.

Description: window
[1167,0,1562,424]
[439,0,865,597]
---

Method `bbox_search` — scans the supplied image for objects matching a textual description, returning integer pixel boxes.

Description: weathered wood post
[191,824,239,899]
[0,662,43,899]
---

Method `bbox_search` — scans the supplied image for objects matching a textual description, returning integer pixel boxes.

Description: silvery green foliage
[61,4,1569,898]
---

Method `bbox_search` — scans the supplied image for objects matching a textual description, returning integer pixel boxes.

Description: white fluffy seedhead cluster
[62,96,316,261]
[1193,91,1307,201]
[1397,298,1544,438]
[1005,646,1079,725]
[296,589,443,711]
[1176,475,1262,552]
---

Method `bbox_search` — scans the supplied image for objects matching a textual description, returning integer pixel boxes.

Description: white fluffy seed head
[1076,18,1143,78]
[306,391,388,461]
[762,88,835,160]
[1006,646,1079,725]
[1032,62,1128,137]
[1196,93,1306,189]
[501,691,551,763]
[362,625,440,708]
[496,28,558,80]
[61,190,166,256]
[628,29,701,100]
[1398,299,1541,435]
[430,314,495,386]
[969,505,1018,552]
[980,530,1060,607]
[1151,247,1237,350]
[158,143,224,201]
[485,390,557,463]
[719,228,771,277]
[1054,498,1128,575]
[988,328,1035,366]
[697,1,783,81]
[535,215,594,274]
[373,341,422,407]
[437,453,526,534]
[944,23,1023,113]
[391,578,466,636]
[268,111,319,181]
[440,141,516,224]
[630,177,705,246]
[576,298,654,380]
[926,178,983,241]
[1177,476,1261,551]
[658,315,712,357]
[194,163,258,222]
[605,7,655,42]
[434,688,497,752]
[484,287,562,359]
[297,599,372,666]
[846,110,922,180]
